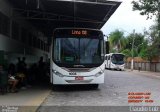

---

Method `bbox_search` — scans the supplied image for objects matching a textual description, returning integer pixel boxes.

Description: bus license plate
[75,76,83,80]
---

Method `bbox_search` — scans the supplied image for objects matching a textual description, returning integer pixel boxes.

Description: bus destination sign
[71,30,87,35]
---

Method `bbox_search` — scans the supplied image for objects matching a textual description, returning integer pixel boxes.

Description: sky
[101,0,155,36]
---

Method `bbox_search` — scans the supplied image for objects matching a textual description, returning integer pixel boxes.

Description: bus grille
[65,79,93,83]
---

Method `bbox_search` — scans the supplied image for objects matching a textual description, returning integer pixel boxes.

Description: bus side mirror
[106,41,109,54]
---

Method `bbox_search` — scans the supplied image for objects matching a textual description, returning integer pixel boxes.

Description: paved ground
[0,84,51,112]
[38,69,160,112]
[0,69,160,112]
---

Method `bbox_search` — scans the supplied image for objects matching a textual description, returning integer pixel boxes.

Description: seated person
[16,73,27,89]
[8,75,19,93]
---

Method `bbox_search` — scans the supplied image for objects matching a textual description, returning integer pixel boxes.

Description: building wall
[0,0,49,66]
[0,0,12,17]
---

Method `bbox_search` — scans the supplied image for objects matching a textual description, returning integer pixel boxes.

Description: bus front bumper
[52,73,104,85]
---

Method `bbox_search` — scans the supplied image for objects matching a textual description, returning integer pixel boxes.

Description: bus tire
[52,85,58,90]
[92,84,99,89]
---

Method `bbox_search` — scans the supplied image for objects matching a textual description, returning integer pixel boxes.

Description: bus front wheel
[92,84,99,89]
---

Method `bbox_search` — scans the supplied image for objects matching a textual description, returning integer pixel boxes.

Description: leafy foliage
[109,29,127,52]
[146,45,159,61]
[138,47,148,59]
[124,32,146,56]
[132,0,160,38]
[107,19,159,61]
[144,23,160,60]
[121,49,131,58]
[132,0,158,19]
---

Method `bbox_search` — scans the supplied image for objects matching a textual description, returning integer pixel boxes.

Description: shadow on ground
[52,84,100,92]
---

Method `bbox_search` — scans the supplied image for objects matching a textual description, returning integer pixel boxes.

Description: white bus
[105,53,125,70]
[50,28,105,88]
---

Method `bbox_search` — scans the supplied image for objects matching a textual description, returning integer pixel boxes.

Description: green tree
[125,32,146,57]
[132,0,158,19]
[121,49,131,58]
[147,23,159,43]
[146,45,159,62]
[145,23,160,60]
[109,29,127,52]
[132,0,160,36]
[139,47,148,59]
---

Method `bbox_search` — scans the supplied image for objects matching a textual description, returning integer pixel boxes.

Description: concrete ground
[0,69,160,112]
[38,69,160,112]
[0,84,51,112]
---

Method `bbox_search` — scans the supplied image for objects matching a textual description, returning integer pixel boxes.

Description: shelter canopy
[8,0,121,36]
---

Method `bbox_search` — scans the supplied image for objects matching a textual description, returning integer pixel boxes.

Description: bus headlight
[53,70,64,77]
[95,70,104,77]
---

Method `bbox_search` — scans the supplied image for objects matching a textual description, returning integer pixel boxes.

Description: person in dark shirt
[16,57,21,73]
[16,57,27,89]
[21,57,27,74]
[8,63,16,76]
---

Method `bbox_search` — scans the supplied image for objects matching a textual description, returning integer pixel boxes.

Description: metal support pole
[37,0,40,9]
[158,0,160,38]
[131,30,135,71]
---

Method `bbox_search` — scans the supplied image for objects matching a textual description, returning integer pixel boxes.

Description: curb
[18,90,51,112]
[125,69,160,77]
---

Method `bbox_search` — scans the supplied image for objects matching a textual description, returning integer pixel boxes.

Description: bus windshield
[53,37,104,67]
[111,54,124,65]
